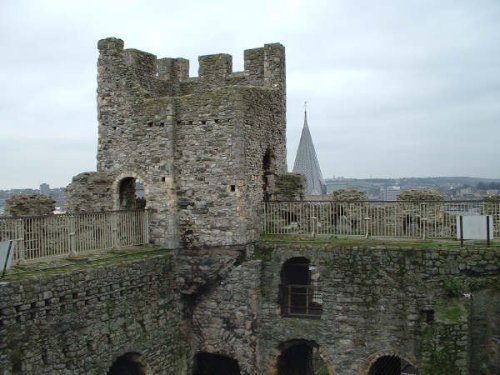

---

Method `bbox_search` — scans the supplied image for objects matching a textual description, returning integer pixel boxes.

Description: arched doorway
[367,355,417,375]
[262,148,276,202]
[108,352,148,375]
[280,257,322,317]
[192,352,241,375]
[277,340,330,375]
[118,177,146,210]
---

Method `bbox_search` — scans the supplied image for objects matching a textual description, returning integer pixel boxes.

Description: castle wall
[190,244,500,375]
[0,252,189,374]
[1,245,498,374]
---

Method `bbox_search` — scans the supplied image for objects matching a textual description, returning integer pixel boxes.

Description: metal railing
[264,201,500,239]
[0,210,150,263]
[280,284,323,318]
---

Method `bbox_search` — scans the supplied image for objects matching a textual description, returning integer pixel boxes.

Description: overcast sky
[1,0,499,189]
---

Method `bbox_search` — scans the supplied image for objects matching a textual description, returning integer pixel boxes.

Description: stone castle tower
[66,38,287,248]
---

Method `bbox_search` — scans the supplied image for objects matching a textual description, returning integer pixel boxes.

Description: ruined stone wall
[255,244,499,375]
[67,38,286,248]
[0,252,189,374]
[187,244,499,375]
[1,244,498,374]
[4,194,55,217]
[65,172,114,212]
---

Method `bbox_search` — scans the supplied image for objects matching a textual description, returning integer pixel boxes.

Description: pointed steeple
[292,106,326,195]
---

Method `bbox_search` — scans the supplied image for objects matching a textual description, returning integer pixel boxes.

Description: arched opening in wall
[119,177,146,210]
[368,355,417,375]
[192,352,241,375]
[277,340,329,375]
[280,257,322,318]
[107,352,148,375]
[262,148,276,202]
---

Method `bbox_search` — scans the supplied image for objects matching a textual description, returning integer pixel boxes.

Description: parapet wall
[97,37,285,96]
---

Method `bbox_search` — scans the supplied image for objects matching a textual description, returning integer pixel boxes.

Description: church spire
[292,105,326,195]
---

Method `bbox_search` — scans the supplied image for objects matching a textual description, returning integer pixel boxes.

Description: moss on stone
[435,298,467,323]
[4,246,171,281]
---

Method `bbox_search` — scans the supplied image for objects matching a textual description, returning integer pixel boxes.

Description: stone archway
[266,340,335,375]
[262,148,276,202]
[112,172,148,210]
[358,351,418,375]
[192,352,241,375]
[107,352,149,375]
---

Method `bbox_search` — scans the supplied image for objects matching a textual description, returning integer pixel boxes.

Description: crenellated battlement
[97,37,285,95]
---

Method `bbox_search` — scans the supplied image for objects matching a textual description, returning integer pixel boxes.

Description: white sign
[0,240,15,275]
[456,215,494,240]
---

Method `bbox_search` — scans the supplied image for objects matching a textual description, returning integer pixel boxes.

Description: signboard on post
[0,240,15,276]
[456,215,494,243]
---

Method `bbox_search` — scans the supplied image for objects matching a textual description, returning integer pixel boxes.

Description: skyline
[1,0,499,189]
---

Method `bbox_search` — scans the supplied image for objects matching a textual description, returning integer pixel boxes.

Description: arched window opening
[262,148,276,202]
[192,352,241,375]
[277,341,328,375]
[119,177,146,210]
[369,355,417,375]
[280,257,322,318]
[108,352,148,375]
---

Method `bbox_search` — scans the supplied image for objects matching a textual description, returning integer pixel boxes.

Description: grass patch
[3,246,171,281]
[260,234,500,251]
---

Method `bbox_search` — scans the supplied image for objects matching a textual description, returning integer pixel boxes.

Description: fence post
[143,210,150,245]
[111,212,120,250]
[68,215,77,257]
[421,218,428,240]
[364,208,371,238]
[15,219,26,264]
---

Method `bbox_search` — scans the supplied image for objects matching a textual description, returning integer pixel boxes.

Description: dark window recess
[422,309,434,323]
[147,121,153,127]
[278,343,313,375]
[108,352,147,375]
[369,355,417,375]
[118,178,146,210]
[230,185,236,192]
[280,257,322,318]
[201,120,206,125]
[192,352,241,375]
[159,122,165,127]
[177,120,182,125]
[112,126,117,130]
[161,177,166,182]
[214,119,219,123]
[277,341,327,375]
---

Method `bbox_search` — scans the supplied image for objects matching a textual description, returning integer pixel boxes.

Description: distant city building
[384,186,401,201]
[292,108,326,195]
[40,183,50,196]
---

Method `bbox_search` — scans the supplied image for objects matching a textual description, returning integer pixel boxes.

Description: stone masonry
[67,38,287,249]
[1,244,498,374]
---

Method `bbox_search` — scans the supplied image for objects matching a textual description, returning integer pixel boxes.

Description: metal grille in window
[280,282,322,318]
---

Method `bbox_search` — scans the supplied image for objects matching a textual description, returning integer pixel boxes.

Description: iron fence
[264,201,500,239]
[0,210,150,263]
